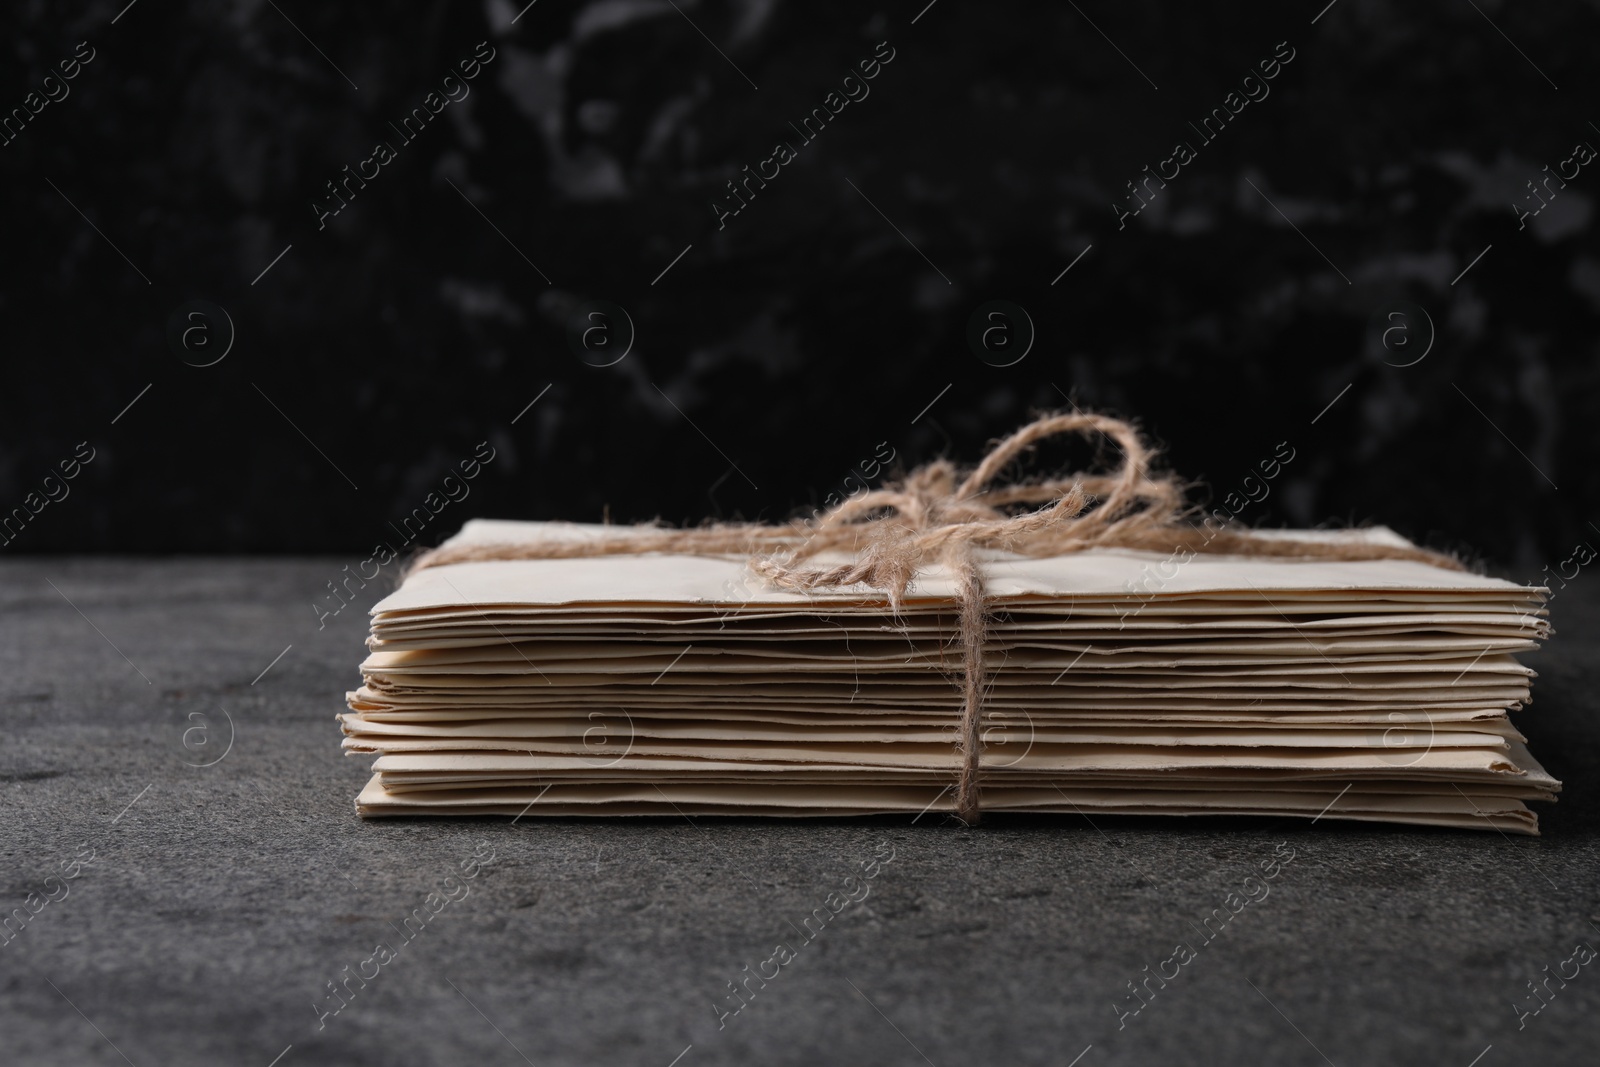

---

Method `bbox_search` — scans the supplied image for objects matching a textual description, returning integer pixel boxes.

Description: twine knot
[748,412,1185,824]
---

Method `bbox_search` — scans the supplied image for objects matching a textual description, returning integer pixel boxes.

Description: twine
[410,411,1464,824]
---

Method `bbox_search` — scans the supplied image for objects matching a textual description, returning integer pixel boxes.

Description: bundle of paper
[341,518,1557,833]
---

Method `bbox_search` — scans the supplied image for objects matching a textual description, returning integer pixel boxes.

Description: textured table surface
[1,558,1596,1067]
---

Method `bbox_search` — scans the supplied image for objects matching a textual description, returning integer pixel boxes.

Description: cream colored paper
[338,520,1556,833]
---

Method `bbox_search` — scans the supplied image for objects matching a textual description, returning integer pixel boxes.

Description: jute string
[410,412,1464,824]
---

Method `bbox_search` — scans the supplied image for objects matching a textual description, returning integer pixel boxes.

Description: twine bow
[410,411,1463,825]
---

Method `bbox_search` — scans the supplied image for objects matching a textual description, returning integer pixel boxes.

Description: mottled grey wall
[2,0,1596,573]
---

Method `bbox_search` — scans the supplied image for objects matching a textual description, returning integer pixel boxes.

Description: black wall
[3,1,1597,576]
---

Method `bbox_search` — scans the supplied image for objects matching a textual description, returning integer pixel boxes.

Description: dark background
[3,0,1597,576]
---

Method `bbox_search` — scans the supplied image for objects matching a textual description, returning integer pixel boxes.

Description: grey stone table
[2,559,1596,1067]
